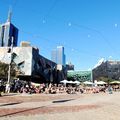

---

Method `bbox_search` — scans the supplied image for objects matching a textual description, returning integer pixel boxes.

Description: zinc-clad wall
[0,47,66,82]
[92,61,120,80]
[0,47,32,76]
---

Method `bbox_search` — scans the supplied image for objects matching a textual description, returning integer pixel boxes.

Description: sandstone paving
[0,92,120,120]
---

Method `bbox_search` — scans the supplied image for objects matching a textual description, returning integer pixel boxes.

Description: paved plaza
[0,92,120,120]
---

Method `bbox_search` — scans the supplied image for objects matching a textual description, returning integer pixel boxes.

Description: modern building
[51,46,66,66]
[0,46,66,83]
[51,49,57,63]
[0,12,66,83]
[57,46,66,66]
[20,41,31,47]
[0,11,18,47]
[92,60,120,80]
[66,62,74,71]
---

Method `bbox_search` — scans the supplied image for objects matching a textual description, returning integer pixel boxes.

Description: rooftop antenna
[7,6,12,22]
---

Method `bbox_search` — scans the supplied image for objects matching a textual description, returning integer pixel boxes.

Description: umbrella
[83,81,93,85]
[73,80,80,85]
[60,79,69,84]
[110,81,120,84]
[68,81,74,84]
[97,81,107,85]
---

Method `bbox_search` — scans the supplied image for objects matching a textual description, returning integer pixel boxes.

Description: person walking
[108,85,113,94]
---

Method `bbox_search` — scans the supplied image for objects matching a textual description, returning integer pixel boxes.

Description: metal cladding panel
[13,47,32,76]
[0,47,32,76]
[0,47,11,63]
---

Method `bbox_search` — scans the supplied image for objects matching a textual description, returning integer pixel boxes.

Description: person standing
[0,80,2,96]
[108,85,113,94]
[5,83,11,93]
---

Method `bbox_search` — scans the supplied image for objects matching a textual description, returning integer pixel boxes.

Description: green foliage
[98,77,114,84]
[0,62,16,79]
[0,62,8,78]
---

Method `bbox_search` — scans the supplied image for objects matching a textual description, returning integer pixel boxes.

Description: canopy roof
[110,81,120,84]
[60,80,80,84]
[83,81,93,85]
[96,81,107,85]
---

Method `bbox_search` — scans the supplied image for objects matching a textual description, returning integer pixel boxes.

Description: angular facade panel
[0,47,66,83]
[92,60,120,80]
[0,47,32,76]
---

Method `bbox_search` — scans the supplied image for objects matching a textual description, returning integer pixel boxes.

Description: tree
[98,77,114,84]
[0,62,16,80]
[0,62,8,78]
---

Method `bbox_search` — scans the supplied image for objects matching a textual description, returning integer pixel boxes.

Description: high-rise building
[0,11,18,47]
[51,49,57,63]
[51,46,66,66]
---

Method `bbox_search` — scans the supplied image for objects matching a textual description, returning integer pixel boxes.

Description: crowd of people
[0,79,120,96]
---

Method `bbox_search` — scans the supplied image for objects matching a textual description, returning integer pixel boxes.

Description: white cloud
[71,48,74,51]
[68,22,72,26]
[114,23,118,27]
[88,68,91,71]
[88,34,90,38]
[42,20,46,24]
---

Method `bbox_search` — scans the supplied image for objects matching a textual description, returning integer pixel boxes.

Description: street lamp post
[6,37,14,93]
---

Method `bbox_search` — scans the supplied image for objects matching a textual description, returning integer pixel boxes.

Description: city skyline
[0,0,120,70]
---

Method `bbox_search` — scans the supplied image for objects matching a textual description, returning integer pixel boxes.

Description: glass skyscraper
[51,46,66,66]
[51,49,57,63]
[0,11,18,47]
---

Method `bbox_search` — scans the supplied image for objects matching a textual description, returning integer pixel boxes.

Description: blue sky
[0,0,120,70]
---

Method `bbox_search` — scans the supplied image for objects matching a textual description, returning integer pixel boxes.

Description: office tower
[57,46,66,66]
[0,11,18,47]
[51,49,57,63]
[51,46,66,66]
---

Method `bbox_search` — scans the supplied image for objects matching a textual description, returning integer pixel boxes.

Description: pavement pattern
[0,92,120,120]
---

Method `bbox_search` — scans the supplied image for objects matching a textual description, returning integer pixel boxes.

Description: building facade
[0,12,66,83]
[57,46,66,66]
[66,62,74,71]
[92,60,120,80]
[0,12,18,47]
[0,47,66,83]
[51,46,66,66]
[51,49,57,63]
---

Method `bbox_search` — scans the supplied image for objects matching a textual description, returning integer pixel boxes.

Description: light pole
[6,37,14,93]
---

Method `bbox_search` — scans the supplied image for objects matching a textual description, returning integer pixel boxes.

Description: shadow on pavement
[0,106,46,117]
[0,102,22,107]
[52,99,74,103]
